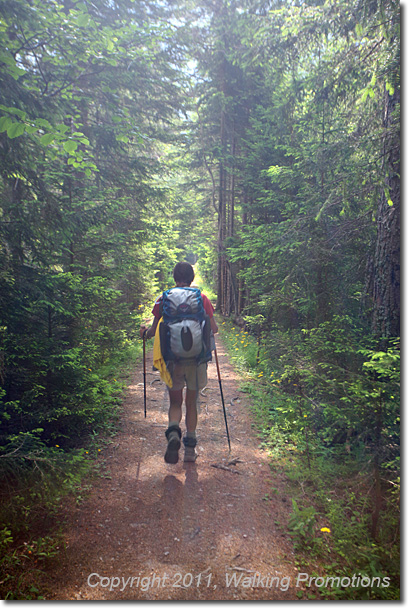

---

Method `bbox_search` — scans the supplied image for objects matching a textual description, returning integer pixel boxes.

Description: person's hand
[140,325,148,339]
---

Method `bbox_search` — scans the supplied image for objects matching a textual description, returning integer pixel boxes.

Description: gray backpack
[159,287,211,362]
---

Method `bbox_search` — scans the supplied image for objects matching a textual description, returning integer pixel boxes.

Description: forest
[0,0,400,600]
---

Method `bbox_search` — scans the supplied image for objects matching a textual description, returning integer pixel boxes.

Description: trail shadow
[161,474,184,512]
[183,462,199,488]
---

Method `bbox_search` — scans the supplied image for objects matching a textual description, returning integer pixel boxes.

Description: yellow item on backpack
[153,318,173,388]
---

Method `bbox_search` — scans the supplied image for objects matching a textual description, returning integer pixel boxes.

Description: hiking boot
[164,425,181,464]
[183,436,197,463]
[183,446,198,462]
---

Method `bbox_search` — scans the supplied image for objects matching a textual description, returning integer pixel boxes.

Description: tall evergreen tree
[0,0,189,445]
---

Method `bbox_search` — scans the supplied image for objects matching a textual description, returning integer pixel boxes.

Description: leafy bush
[218,316,400,598]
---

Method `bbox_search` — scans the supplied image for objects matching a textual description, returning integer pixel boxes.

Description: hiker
[140,262,218,464]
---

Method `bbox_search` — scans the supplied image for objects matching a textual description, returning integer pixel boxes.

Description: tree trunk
[371,86,400,342]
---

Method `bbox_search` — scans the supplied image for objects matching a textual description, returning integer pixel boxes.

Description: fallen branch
[228,457,243,466]
[211,463,241,475]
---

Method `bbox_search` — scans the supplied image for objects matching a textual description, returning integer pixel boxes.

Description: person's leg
[168,388,184,426]
[183,363,207,462]
[185,389,198,434]
[164,365,184,464]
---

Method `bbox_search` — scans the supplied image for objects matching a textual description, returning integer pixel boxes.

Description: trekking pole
[214,346,231,452]
[142,329,147,418]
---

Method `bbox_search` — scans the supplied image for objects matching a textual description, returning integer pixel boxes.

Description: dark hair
[173,261,195,285]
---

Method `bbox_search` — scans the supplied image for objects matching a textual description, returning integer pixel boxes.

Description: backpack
[159,287,212,363]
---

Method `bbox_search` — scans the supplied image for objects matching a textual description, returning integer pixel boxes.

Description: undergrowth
[0,338,142,600]
[218,316,400,600]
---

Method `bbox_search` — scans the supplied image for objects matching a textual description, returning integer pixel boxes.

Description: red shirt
[152,291,214,320]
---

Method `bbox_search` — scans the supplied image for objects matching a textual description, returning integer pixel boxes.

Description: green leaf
[40,133,55,146]
[76,13,89,27]
[10,66,26,80]
[7,122,25,139]
[0,117,12,133]
[63,140,78,154]
[386,81,395,96]
[360,90,368,103]
[36,118,53,130]
[355,23,363,37]
[56,123,70,133]
[0,106,26,120]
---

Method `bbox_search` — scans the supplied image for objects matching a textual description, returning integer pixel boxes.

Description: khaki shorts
[168,360,208,392]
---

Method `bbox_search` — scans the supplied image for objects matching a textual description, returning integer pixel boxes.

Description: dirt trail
[47,338,299,600]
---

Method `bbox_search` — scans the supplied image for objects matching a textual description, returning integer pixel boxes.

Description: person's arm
[202,293,218,334]
[210,316,218,334]
[140,295,162,339]
[139,317,159,339]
